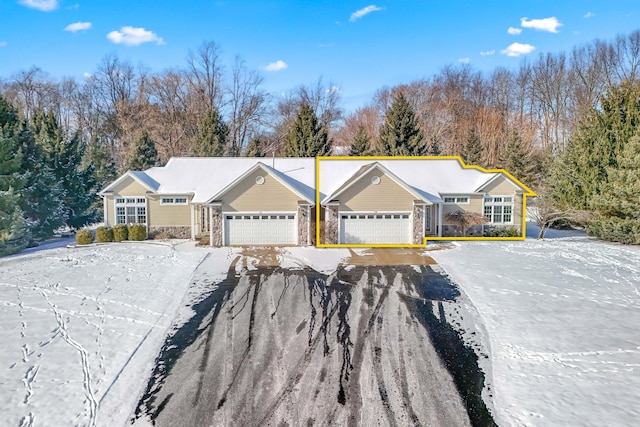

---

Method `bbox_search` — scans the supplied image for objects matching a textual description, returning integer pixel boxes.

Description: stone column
[210,206,222,247]
[297,204,309,246]
[412,204,425,244]
[325,204,339,244]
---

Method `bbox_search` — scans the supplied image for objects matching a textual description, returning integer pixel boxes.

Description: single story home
[99,156,534,246]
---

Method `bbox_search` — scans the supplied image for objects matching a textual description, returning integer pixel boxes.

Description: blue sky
[1,0,639,111]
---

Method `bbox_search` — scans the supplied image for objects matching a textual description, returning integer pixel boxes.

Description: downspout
[438,203,443,237]
[209,206,214,247]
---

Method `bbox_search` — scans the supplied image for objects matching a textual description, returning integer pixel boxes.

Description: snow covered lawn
[430,231,640,427]
[0,241,227,427]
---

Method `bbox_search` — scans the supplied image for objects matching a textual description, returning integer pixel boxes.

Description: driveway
[133,248,491,426]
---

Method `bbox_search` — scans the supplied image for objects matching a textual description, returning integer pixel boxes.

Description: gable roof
[205,162,315,204]
[98,170,160,195]
[474,171,536,195]
[321,162,440,205]
[318,157,533,202]
[100,157,317,203]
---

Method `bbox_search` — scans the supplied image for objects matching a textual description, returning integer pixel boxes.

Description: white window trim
[160,196,188,205]
[114,196,147,225]
[443,195,470,204]
[483,194,514,225]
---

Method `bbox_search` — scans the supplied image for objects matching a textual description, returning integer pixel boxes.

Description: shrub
[113,224,128,242]
[587,218,640,244]
[127,224,147,241]
[483,226,520,237]
[96,226,114,243]
[75,229,94,245]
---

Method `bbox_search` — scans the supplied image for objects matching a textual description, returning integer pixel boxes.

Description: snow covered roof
[318,158,510,202]
[205,162,315,204]
[321,162,442,205]
[102,157,317,204]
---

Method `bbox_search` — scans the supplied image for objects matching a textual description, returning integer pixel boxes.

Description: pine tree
[125,132,159,171]
[425,138,442,156]
[244,136,266,157]
[595,135,640,219]
[499,130,538,187]
[191,108,228,157]
[349,125,372,156]
[461,128,483,165]
[284,102,332,157]
[82,136,117,222]
[548,81,640,211]
[376,92,425,156]
[0,189,30,256]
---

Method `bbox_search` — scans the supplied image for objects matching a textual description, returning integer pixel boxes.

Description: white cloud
[520,16,562,33]
[64,22,92,32]
[262,60,288,72]
[83,72,92,79]
[458,57,471,64]
[18,0,57,11]
[584,12,595,18]
[326,85,341,94]
[501,42,536,57]
[350,5,383,22]
[480,49,495,56]
[507,27,522,35]
[107,26,165,46]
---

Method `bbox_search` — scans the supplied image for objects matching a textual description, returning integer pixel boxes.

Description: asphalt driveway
[134,249,492,427]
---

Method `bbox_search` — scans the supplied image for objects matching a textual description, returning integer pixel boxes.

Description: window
[115,197,146,224]
[484,195,514,224]
[444,196,469,204]
[160,197,188,205]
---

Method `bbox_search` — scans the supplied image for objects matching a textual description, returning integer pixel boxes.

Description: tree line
[2,31,640,252]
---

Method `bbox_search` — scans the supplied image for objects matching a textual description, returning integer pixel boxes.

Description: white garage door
[224,213,296,245]
[340,213,412,244]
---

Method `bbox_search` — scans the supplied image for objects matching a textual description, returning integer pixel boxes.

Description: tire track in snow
[43,290,98,427]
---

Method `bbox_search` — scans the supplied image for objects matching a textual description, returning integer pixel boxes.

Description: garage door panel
[225,213,296,245]
[340,213,411,244]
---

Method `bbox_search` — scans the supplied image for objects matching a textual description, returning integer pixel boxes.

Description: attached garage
[340,213,411,244]
[224,213,296,245]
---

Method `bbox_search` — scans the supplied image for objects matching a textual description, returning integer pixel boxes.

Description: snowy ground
[0,241,217,427]
[431,225,640,427]
[2,228,639,426]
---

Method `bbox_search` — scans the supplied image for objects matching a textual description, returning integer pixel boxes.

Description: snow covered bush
[96,226,114,243]
[75,229,94,245]
[483,226,520,237]
[127,224,147,241]
[113,224,128,242]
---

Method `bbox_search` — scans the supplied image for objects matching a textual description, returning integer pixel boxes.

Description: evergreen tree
[124,132,159,171]
[0,189,30,256]
[349,125,372,156]
[284,102,332,157]
[376,92,425,156]
[461,128,483,165]
[594,135,640,219]
[191,108,227,157]
[499,130,538,187]
[83,135,116,188]
[548,81,640,211]
[244,136,266,157]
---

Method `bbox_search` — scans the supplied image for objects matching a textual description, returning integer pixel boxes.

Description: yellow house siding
[147,196,192,227]
[221,170,300,212]
[105,196,115,227]
[110,175,149,196]
[441,195,483,223]
[483,175,521,195]
[338,170,415,212]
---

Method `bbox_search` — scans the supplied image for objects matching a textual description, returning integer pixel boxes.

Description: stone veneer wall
[297,205,309,246]
[309,207,317,246]
[412,204,425,244]
[324,205,339,244]
[149,226,191,239]
[211,206,222,247]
